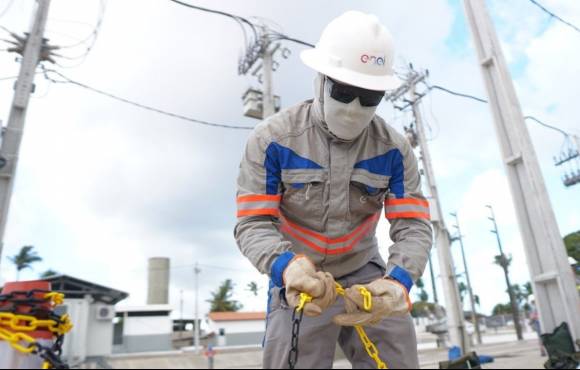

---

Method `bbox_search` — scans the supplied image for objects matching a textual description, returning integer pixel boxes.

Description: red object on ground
[0,280,53,340]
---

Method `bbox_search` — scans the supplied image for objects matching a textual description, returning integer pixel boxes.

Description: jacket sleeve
[384,141,433,292]
[234,130,295,287]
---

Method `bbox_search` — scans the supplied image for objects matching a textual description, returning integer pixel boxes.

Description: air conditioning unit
[96,305,115,321]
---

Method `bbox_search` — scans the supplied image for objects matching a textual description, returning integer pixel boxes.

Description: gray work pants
[263,262,419,369]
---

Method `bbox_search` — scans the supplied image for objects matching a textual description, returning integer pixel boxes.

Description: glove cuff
[386,265,413,293]
[271,251,296,287]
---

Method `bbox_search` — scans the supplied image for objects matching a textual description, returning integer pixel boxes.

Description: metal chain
[286,283,388,369]
[0,291,71,369]
[288,306,304,369]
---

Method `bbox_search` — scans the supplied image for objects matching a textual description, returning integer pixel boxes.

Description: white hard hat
[301,11,400,91]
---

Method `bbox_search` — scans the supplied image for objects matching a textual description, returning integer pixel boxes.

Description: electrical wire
[0,75,17,81]
[43,69,254,131]
[524,115,573,139]
[424,80,580,138]
[426,83,488,104]
[168,0,258,42]
[52,0,107,68]
[270,33,315,48]
[527,0,580,35]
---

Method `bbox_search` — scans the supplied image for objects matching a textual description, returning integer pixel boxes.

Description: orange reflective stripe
[385,198,429,208]
[386,211,430,220]
[281,214,379,255]
[237,208,280,218]
[237,194,282,203]
[281,225,328,254]
[282,213,380,245]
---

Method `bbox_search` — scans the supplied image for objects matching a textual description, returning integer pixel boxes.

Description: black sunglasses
[327,78,385,107]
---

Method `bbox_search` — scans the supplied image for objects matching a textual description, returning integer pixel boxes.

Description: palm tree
[246,281,260,297]
[207,279,243,312]
[39,269,59,279]
[8,246,42,281]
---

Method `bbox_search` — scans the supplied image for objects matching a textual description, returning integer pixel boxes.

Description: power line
[270,33,315,48]
[52,0,107,68]
[424,81,579,138]
[527,0,580,35]
[44,69,254,130]
[524,115,576,139]
[426,83,488,103]
[167,0,258,41]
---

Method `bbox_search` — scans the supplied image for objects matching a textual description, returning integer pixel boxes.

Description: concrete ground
[87,330,547,369]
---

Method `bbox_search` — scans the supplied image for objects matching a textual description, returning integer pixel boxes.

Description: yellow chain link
[0,312,73,336]
[296,293,312,313]
[44,292,65,307]
[359,287,373,312]
[355,326,388,369]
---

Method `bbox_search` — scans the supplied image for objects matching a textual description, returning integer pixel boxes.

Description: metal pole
[261,45,275,119]
[451,212,482,345]
[410,80,468,353]
[463,0,580,340]
[428,256,439,304]
[194,263,201,354]
[487,205,524,340]
[0,0,51,270]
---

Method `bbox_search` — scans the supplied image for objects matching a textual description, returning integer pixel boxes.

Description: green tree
[564,231,580,263]
[494,254,512,269]
[492,303,513,315]
[415,278,429,303]
[246,281,259,297]
[39,269,59,279]
[458,281,468,304]
[411,301,437,318]
[8,246,42,281]
[207,279,243,312]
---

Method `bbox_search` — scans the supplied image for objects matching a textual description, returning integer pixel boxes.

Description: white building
[207,312,266,346]
[44,275,129,366]
[114,304,173,353]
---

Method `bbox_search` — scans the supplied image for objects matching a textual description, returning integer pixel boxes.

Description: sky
[0,0,579,321]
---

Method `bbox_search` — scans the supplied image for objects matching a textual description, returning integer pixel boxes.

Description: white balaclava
[314,74,377,141]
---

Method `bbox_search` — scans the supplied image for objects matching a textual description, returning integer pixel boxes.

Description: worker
[235,10,433,369]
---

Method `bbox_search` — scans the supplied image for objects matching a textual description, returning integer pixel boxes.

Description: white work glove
[283,255,337,317]
[333,278,412,326]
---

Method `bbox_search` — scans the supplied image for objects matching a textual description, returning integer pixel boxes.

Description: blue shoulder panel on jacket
[354,149,405,198]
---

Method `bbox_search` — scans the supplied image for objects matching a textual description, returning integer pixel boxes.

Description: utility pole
[486,205,523,341]
[240,26,285,120]
[450,212,482,345]
[180,289,184,339]
[0,0,51,270]
[464,0,580,340]
[387,68,468,352]
[194,262,201,354]
[260,38,276,119]
[428,256,439,304]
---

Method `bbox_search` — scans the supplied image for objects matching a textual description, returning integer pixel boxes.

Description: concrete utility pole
[450,212,482,345]
[0,0,51,271]
[464,0,580,340]
[387,69,468,352]
[410,81,468,353]
[486,205,524,341]
[261,40,276,119]
[194,262,201,354]
[428,256,439,304]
